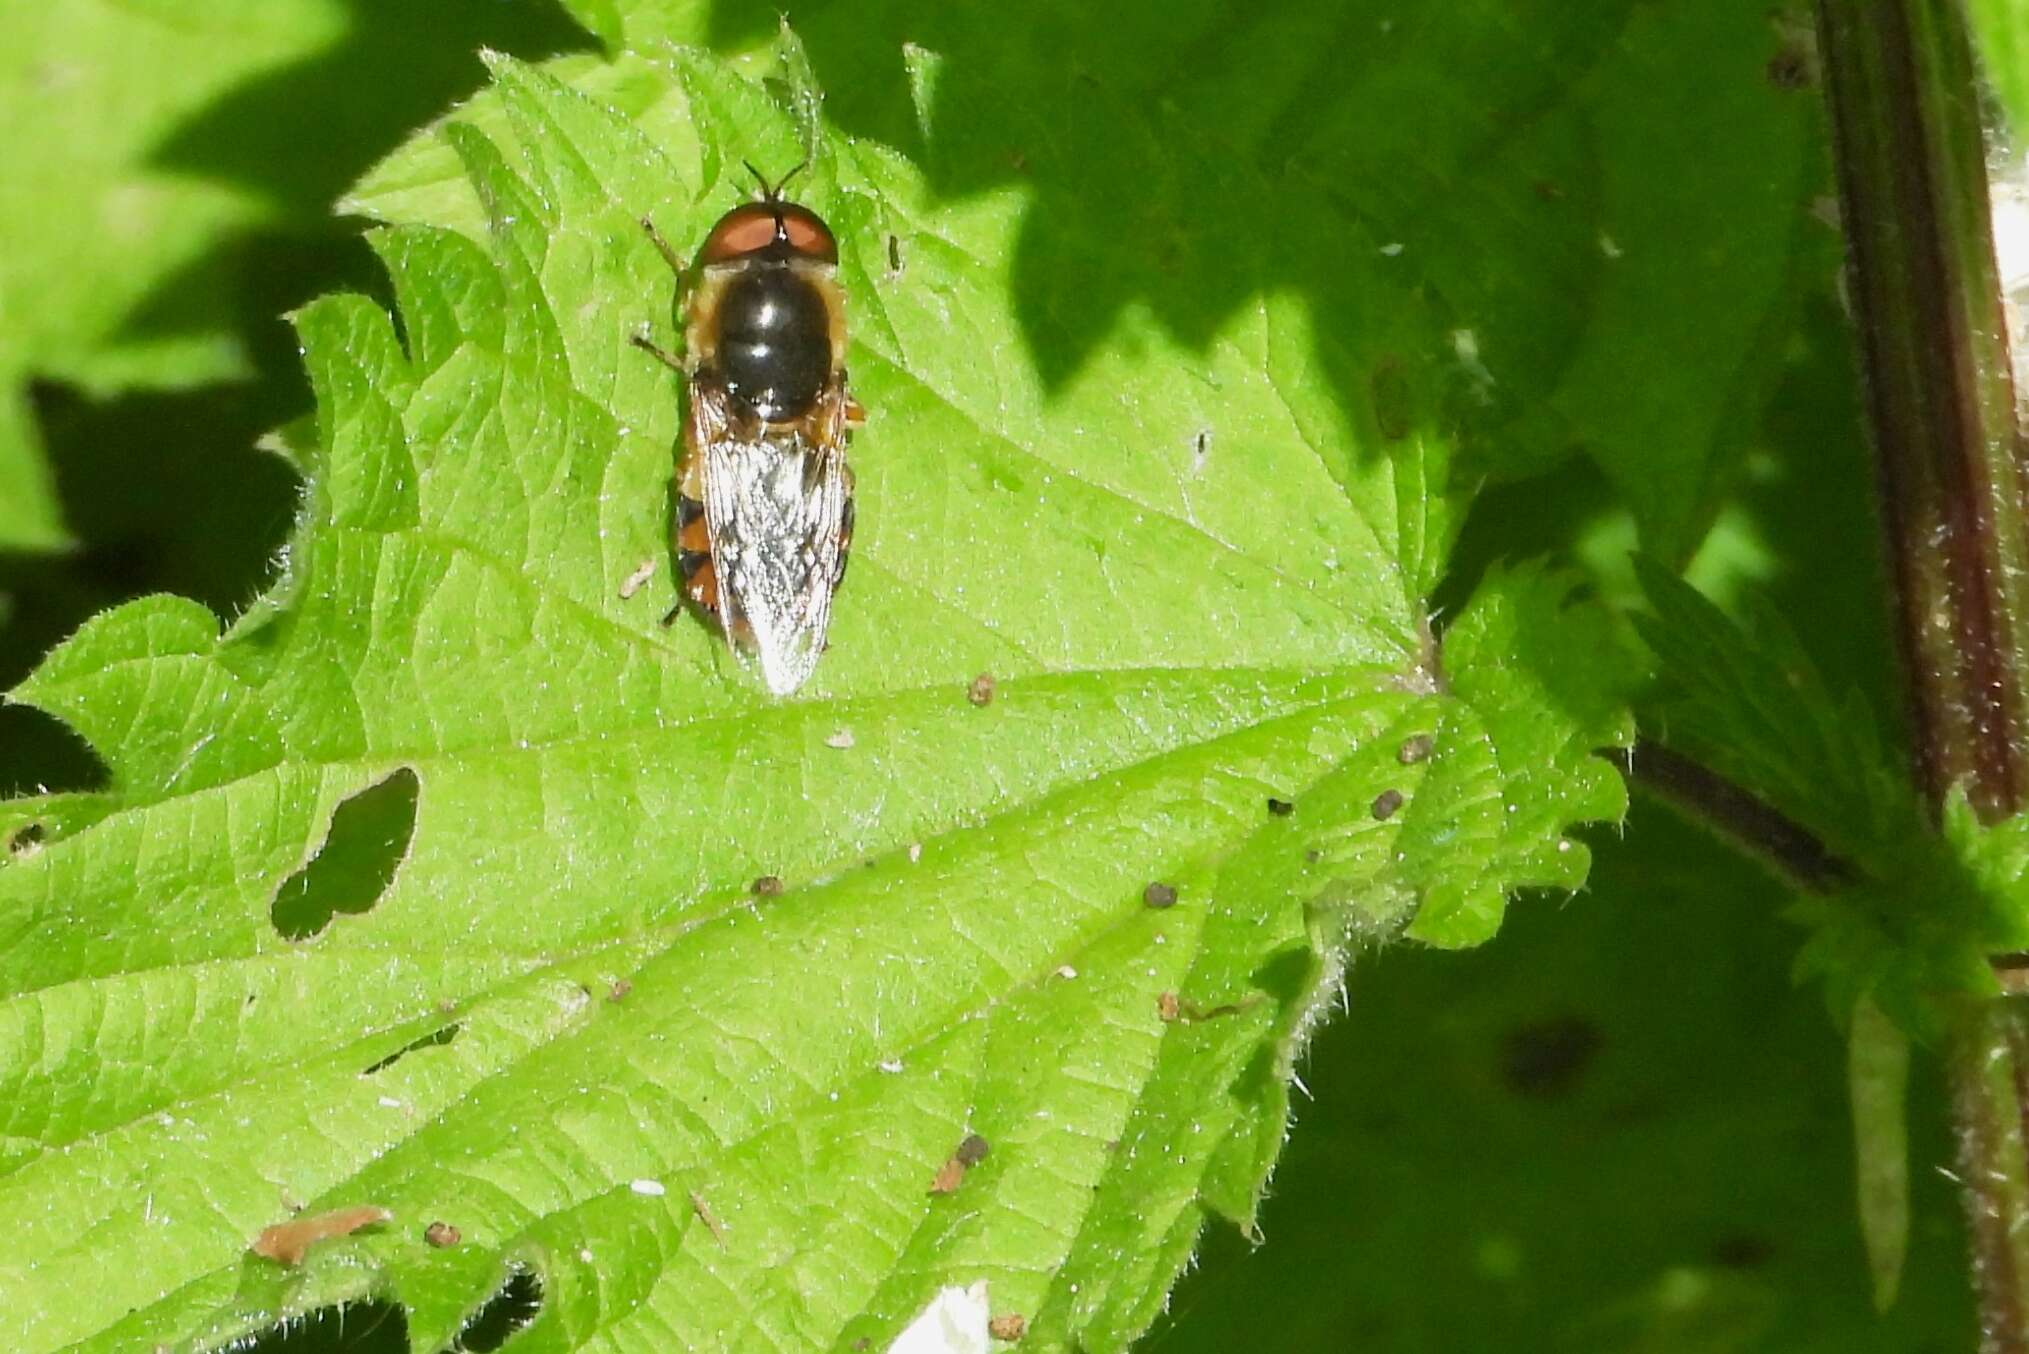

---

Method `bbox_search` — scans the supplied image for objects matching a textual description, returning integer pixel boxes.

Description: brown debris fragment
[990,1312,1028,1342]
[252,1205,392,1266]
[968,673,997,706]
[930,1131,993,1194]
[618,557,657,600]
[929,1157,967,1195]
[1397,734,1434,765]
[689,1190,728,1247]
[424,1220,461,1248]
[1159,991,1266,1025]
[1266,797,1295,817]
[750,874,785,897]
[1142,881,1178,910]
[1371,789,1405,821]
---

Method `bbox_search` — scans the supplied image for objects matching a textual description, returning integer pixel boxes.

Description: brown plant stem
[1814,0,2029,1344]
[1611,741,1855,891]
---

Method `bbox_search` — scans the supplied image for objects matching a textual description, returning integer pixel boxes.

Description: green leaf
[1968,0,2029,138]
[0,0,589,552]
[1634,556,1914,868]
[1634,561,2029,1037]
[0,42,1625,1352]
[1848,993,1911,1312]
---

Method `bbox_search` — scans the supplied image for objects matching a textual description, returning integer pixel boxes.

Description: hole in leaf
[6,821,46,857]
[362,1023,460,1076]
[456,1266,544,1351]
[272,768,420,941]
[238,1299,408,1352]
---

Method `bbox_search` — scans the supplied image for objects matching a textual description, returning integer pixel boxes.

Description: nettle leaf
[0,43,1627,1353]
[0,0,590,553]
[1633,562,2029,1035]
[1634,557,1913,868]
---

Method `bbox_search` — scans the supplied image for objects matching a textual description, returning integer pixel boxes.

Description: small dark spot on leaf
[1711,1232,1775,1269]
[1767,45,1812,89]
[272,768,420,941]
[1532,179,1566,202]
[855,1340,871,1352]
[1371,789,1405,821]
[990,1312,1029,1342]
[968,672,997,706]
[1500,1015,1604,1099]
[1397,734,1434,765]
[1142,881,1178,909]
[1304,848,1322,864]
[751,874,784,897]
[424,1220,461,1248]
[1266,797,1295,817]
[607,978,633,1003]
[955,1133,990,1167]
[1369,358,1413,441]
[6,821,45,857]
[362,1023,459,1076]
[887,234,902,273]
[456,1266,543,1352]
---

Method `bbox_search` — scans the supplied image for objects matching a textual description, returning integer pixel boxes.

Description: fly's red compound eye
[698,204,781,264]
[697,201,840,265]
[774,204,838,263]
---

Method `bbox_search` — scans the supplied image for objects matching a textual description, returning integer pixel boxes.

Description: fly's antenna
[743,156,810,202]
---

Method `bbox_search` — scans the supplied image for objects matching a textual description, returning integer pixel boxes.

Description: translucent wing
[698,427,851,695]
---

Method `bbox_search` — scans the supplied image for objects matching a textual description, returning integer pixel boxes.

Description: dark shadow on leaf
[149,2,591,224]
[0,704,107,798]
[2,3,593,795]
[699,0,1631,459]
[0,374,303,795]
[104,0,591,375]
[1737,292,1904,731]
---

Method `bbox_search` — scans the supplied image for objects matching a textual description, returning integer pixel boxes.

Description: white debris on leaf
[826,727,856,749]
[887,1281,990,1354]
[628,1178,666,1197]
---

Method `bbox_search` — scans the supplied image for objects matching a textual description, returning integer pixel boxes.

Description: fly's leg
[633,215,690,372]
[641,215,685,276]
[631,327,685,373]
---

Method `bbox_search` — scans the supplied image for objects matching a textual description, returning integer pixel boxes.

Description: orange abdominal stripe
[698,201,838,265]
